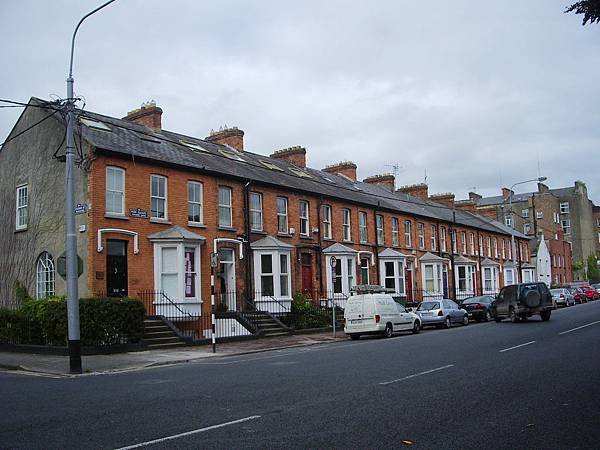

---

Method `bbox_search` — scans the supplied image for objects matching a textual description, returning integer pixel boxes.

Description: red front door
[301,253,313,295]
[405,268,413,301]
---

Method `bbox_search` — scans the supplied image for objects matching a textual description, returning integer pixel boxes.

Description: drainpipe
[243,180,252,304]
[450,209,457,301]
[373,202,381,284]
[476,230,483,295]
[317,196,324,296]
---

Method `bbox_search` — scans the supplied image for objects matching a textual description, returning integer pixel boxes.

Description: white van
[344,292,421,340]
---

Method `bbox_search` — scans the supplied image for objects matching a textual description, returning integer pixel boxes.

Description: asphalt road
[1,302,599,450]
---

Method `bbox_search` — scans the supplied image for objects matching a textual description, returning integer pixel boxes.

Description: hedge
[1,297,145,347]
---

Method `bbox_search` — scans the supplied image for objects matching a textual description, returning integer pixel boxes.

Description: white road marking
[379,364,454,386]
[115,415,261,450]
[499,341,536,353]
[559,320,600,335]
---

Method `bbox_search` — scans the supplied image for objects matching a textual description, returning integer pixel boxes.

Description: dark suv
[493,283,553,322]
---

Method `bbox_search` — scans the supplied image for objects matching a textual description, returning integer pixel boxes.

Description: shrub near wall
[14,297,145,347]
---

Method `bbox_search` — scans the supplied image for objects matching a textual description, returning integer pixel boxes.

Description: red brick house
[0,98,531,337]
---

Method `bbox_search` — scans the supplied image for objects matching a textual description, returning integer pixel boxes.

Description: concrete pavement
[0,331,348,376]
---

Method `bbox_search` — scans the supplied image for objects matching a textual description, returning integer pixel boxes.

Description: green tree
[565,1,600,25]
[586,255,600,282]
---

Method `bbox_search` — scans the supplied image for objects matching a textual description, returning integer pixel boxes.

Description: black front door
[106,239,128,297]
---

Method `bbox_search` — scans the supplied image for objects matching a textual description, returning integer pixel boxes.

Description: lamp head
[538,176,547,182]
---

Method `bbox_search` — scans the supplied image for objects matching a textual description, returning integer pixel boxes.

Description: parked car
[344,291,421,340]
[493,282,553,322]
[550,288,575,308]
[415,299,469,328]
[592,283,600,294]
[569,287,586,304]
[461,296,495,321]
[580,285,599,301]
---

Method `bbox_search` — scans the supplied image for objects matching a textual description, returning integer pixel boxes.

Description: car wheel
[510,308,519,323]
[383,324,393,338]
[445,316,452,329]
[412,321,421,334]
[463,315,469,326]
[540,310,551,321]
[350,334,360,340]
[485,311,492,322]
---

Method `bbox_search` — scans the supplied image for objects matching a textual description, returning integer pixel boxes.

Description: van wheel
[383,324,393,338]
[445,317,452,329]
[463,315,469,326]
[350,334,360,340]
[412,321,421,334]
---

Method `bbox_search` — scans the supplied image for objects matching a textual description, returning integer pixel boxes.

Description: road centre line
[115,415,261,450]
[499,341,535,353]
[379,364,454,386]
[559,320,600,335]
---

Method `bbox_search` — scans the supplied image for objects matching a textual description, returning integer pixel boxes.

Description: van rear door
[345,296,364,324]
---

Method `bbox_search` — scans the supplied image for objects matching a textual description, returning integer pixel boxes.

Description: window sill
[105,214,128,220]
[299,235,314,240]
[218,226,237,232]
[342,240,354,244]
[188,222,207,228]
[150,218,172,225]
[251,230,267,235]
[277,233,293,238]
[323,237,335,242]
[14,227,27,233]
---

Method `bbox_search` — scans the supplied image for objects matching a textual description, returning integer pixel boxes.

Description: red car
[570,287,587,303]
[580,285,599,301]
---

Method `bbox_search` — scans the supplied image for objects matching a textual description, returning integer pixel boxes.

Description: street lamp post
[508,176,547,283]
[65,0,117,374]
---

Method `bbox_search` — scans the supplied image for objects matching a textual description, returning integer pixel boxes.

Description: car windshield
[417,302,440,311]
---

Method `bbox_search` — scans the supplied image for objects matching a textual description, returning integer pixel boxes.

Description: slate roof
[323,243,358,254]
[454,255,477,265]
[148,225,205,241]
[480,258,500,266]
[475,187,576,207]
[420,252,449,262]
[250,236,293,249]
[30,97,525,240]
[378,248,408,258]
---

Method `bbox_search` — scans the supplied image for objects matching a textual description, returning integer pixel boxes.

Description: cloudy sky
[2,0,599,202]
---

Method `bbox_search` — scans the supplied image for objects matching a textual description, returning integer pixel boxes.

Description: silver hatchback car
[415,299,469,328]
[550,288,575,307]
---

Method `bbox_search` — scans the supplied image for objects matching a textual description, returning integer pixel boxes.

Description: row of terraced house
[0,98,566,338]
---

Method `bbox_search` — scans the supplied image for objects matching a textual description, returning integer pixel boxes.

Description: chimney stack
[397,183,428,200]
[502,187,513,201]
[123,101,162,131]
[429,192,455,208]
[270,146,306,168]
[323,161,357,181]
[206,126,244,152]
[363,174,395,192]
